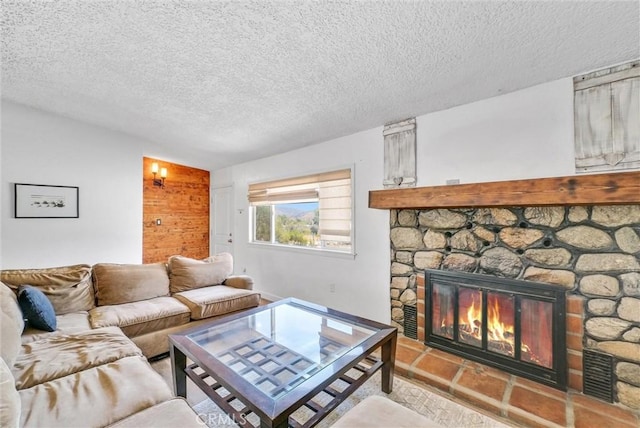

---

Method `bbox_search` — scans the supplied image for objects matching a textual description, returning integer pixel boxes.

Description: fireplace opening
[425,270,567,390]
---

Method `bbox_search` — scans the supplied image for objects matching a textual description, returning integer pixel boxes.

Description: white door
[212,186,234,257]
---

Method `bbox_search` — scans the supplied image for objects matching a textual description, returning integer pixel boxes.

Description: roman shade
[248,169,352,246]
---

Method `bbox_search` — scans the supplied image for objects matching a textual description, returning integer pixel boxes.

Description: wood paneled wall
[142,157,210,263]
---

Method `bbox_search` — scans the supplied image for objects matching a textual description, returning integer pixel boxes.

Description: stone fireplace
[370,171,640,410]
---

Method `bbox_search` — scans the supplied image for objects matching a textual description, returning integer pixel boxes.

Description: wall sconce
[151,162,167,188]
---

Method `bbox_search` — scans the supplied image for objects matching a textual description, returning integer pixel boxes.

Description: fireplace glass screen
[521,298,553,368]
[426,270,566,390]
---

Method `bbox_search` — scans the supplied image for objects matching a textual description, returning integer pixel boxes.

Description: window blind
[318,177,352,243]
[248,169,351,203]
[248,169,352,244]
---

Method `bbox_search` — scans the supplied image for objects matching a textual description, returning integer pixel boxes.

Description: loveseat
[0,253,261,427]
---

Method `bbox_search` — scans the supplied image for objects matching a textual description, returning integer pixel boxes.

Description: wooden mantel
[369,171,640,209]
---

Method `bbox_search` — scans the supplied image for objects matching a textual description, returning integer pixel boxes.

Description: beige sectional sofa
[0,253,261,428]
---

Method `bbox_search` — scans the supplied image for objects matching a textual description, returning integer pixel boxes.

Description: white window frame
[248,166,356,258]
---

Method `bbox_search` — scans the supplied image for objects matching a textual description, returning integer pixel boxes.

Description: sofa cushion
[173,285,261,320]
[89,296,191,337]
[0,313,22,368]
[0,282,25,330]
[22,311,92,344]
[131,317,214,358]
[331,395,444,428]
[17,285,57,332]
[13,326,142,390]
[93,263,170,306]
[224,274,254,290]
[168,253,233,293]
[107,398,203,428]
[18,355,173,428]
[0,357,20,428]
[0,283,24,367]
[1,264,94,314]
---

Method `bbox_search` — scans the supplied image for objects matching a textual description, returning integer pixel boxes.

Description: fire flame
[432,288,550,367]
[462,296,514,345]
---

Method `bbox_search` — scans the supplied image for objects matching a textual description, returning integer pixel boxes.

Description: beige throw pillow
[92,263,170,306]
[0,264,94,314]
[168,253,233,293]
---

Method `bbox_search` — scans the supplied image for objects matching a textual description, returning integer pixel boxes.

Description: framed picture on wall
[14,183,79,218]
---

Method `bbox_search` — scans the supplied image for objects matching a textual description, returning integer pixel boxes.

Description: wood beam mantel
[368,171,640,209]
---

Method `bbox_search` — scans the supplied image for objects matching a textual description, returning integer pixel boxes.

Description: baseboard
[258,291,283,303]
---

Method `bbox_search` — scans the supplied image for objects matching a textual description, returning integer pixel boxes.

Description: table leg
[381,332,397,393]
[261,418,288,428]
[170,345,187,398]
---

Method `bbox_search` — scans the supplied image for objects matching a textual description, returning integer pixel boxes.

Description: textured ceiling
[2,1,639,170]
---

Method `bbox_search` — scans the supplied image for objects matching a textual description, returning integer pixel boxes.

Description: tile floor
[394,336,640,428]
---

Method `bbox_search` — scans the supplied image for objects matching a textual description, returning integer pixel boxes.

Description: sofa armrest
[223,275,254,290]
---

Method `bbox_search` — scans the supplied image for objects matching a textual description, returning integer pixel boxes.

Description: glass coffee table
[169,298,397,428]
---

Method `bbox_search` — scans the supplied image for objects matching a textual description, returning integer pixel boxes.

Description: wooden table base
[185,356,383,428]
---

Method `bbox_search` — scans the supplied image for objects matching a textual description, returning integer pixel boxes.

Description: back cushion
[0,283,24,367]
[1,264,94,314]
[168,253,233,293]
[0,282,25,332]
[92,263,170,306]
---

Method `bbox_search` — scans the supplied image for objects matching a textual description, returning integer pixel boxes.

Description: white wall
[214,127,390,323]
[0,101,3,268]
[0,101,206,268]
[215,77,579,324]
[417,78,575,186]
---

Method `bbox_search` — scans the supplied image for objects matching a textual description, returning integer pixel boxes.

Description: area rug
[190,371,512,428]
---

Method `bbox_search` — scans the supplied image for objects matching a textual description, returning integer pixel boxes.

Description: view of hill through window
[254,202,320,247]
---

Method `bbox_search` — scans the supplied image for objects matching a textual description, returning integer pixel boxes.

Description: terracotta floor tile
[452,385,503,415]
[464,361,511,380]
[455,366,508,402]
[427,348,466,364]
[395,344,424,367]
[507,406,561,428]
[572,393,639,426]
[413,352,462,382]
[574,404,639,428]
[411,369,456,393]
[513,376,566,399]
[509,385,566,426]
[397,336,427,352]
[395,362,411,378]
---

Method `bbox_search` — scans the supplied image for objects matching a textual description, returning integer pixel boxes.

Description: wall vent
[583,349,614,403]
[403,305,417,340]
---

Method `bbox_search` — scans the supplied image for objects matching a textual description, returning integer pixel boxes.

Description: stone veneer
[389,205,640,409]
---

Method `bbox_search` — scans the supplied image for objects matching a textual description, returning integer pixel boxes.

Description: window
[248,169,353,254]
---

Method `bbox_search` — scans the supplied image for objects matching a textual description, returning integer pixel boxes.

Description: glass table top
[186,300,377,399]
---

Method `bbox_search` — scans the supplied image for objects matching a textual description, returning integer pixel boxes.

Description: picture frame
[14,183,79,218]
